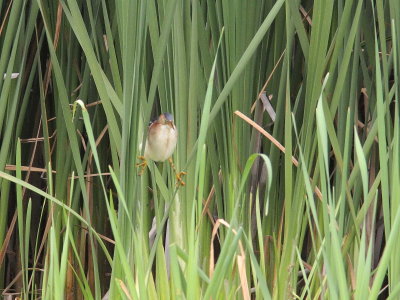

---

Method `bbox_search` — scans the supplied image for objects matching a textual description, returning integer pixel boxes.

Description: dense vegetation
[1,0,400,299]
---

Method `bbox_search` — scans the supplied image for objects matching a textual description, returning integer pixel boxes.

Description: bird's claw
[136,156,147,175]
[175,171,187,186]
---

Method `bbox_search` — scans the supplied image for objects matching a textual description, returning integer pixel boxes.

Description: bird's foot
[168,157,186,186]
[136,156,147,175]
[175,171,187,186]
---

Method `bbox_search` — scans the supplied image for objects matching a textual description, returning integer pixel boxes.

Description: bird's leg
[136,156,148,175]
[168,157,186,186]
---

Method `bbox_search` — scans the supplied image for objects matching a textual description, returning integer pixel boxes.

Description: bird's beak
[166,120,175,129]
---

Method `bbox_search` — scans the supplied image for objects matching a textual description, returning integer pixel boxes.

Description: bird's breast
[145,125,178,162]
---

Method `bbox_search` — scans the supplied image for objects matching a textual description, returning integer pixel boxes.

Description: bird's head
[157,113,175,129]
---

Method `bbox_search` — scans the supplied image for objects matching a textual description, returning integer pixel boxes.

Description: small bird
[137,113,186,186]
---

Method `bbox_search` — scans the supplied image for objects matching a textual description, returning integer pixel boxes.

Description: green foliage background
[0,0,400,299]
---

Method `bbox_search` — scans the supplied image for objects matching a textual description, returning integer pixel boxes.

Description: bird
[137,113,186,186]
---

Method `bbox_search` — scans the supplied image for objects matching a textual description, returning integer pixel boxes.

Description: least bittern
[137,113,186,186]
